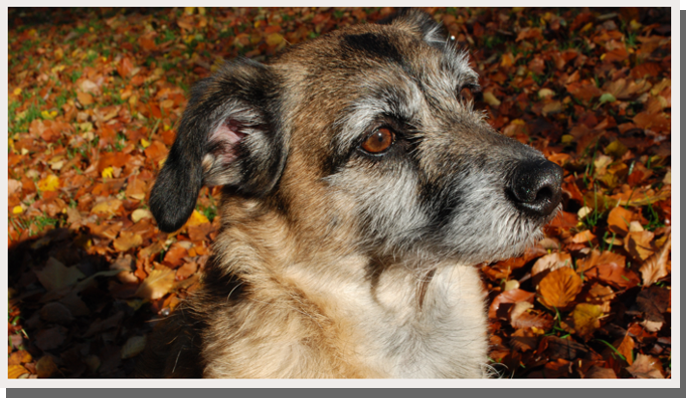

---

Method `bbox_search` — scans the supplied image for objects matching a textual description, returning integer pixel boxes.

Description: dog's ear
[149,59,285,232]
[379,8,448,47]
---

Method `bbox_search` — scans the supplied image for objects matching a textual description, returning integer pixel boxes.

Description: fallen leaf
[626,354,665,378]
[607,206,635,235]
[77,91,94,106]
[37,174,60,192]
[34,326,67,351]
[640,232,671,286]
[91,199,123,216]
[35,257,85,292]
[121,336,147,359]
[489,289,535,319]
[537,267,582,310]
[624,230,656,261]
[586,365,617,378]
[131,208,153,223]
[113,231,143,252]
[571,303,602,339]
[531,252,572,277]
[135,267,176,300]
[8,365,30,379]
[35,355,58,378]
[616,335,635,365]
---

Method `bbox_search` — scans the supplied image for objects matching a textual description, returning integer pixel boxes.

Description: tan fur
[143,10,562,379]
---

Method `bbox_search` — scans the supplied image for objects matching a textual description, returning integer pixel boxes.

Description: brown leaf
[584,262,640,289]
[488,289,535,319]
[571,303,602,339]
[607,206,635,235]
[531,252,572,279]
[586,365,617,378]
[77,91,94,106]
[135,267,176,300]
[624,230,656,261]
[8,364,30,379]
[121,335,147,359]
[35,326,67,351]
[117,57,134,78]
[35,257,85,292]
[39,302,74,324]
[577,250,626,273]
[572,229,596,244]
[537,267,582,310]
[84,311,124,337]
[626,354,665,378]
[617,335,635,365]
[640,232,671,286]
[113,231,143,252]
[90,199,123,216]
[35,355,59,378]
[636,286,669,324]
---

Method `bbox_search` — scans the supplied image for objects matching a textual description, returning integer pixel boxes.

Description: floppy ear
[149,59,285,233]
[379,8,448,47]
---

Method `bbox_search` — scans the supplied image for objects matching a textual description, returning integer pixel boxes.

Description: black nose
[509,159,563,217]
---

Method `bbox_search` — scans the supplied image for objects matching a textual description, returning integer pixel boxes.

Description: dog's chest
[340,265,489,378]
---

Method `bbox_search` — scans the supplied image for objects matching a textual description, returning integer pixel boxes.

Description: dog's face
[150,10,562,266]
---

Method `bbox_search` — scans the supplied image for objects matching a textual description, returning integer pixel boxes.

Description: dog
[140,9,563,378]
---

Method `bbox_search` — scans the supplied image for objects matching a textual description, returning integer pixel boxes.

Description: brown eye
[361,127,394,154]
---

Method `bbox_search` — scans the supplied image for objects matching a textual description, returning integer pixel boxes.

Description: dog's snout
[509,159,563,217]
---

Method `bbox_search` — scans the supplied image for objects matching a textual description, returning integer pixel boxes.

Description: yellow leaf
[13,88,22,96]
[184,7,195,14]
[91,199,123,216]
[197,7,206,15]
[12,206,23,214]
[37,174,60,192]
[135,267,176,300]
[8,364,29,379]
[266,33,285,47]
[186,209,210,227]
[571,303,603,338]
[140,138,151,148]
[101,167,114,179]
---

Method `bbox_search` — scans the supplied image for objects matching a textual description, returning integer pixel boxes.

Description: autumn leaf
[531,252,571,277]
[488,289,535,320]
[640,232,671,286]
[135,267,176,300]
[113,231,143,252]
[624,230,656,262]
[607,206,635,235]
[121,336,147,359]
[626,354,665,379]
[536,267,582,310]
[37,174,60,192]
[35,257,85,292]
[571,303,602,339]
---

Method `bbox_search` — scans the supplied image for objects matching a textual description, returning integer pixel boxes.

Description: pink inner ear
[211,119,245,146]
[208,119,246,164]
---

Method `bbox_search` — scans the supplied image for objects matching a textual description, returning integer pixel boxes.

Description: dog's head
[150,9,562,265]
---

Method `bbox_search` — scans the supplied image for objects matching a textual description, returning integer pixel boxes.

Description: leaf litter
[8,7,671,378]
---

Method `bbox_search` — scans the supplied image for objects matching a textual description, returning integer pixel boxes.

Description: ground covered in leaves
[8,7,672,379]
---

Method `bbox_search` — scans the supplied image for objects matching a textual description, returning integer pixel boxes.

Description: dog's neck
[205,197,490,378]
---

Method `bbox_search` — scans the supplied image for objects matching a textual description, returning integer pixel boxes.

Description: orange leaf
[640,232,671,286]
[489,289,535,319]
[8,364,29,379]
[572,230,596,244]
[117,57,134,79]
[37,174,60,192]
[135,267,175,300]
[571,303,602,339]
[536,267,582,310]
[531,252,572,277]
[607,206,635,235]
[77,91,94,106]
[113,231,143,252]
[624,230,656,261]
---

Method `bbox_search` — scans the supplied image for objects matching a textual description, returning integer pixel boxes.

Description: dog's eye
[361,128,394,154]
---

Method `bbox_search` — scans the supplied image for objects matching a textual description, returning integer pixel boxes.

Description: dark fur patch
[342,33,403,64]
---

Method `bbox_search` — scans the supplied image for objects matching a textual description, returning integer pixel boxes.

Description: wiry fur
[140,9,562,379]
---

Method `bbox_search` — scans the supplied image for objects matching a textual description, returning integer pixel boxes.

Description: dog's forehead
[277,23,478,95]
